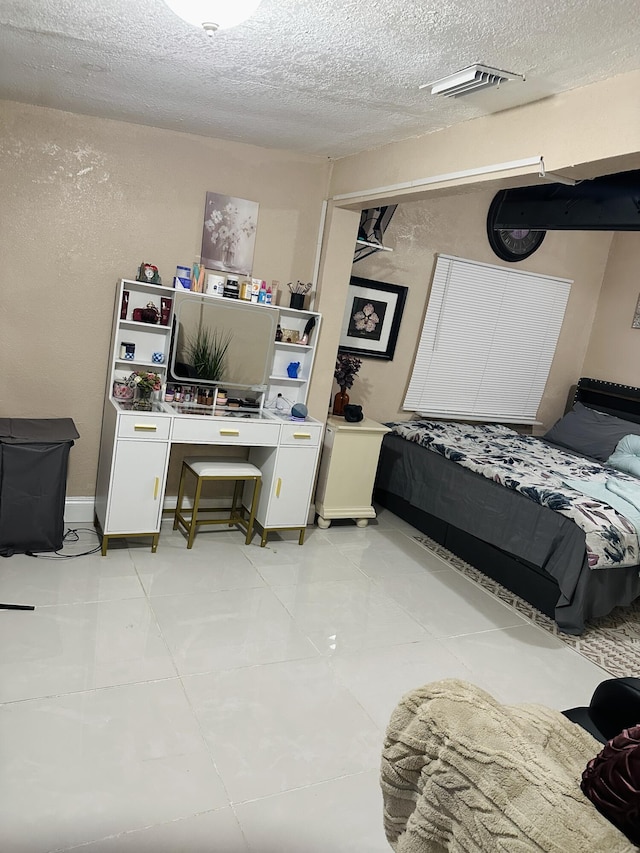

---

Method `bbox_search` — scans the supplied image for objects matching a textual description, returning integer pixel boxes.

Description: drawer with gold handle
[171,416,280,446]
[280,422,323,446]
[117,415,171,440]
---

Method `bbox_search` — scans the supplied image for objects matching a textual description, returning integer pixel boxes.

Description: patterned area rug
[413,534,640,678]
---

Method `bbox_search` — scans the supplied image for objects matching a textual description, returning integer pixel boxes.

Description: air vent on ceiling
[421,64,524,98]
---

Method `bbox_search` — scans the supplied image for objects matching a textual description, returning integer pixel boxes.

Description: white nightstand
[314,416,391,528]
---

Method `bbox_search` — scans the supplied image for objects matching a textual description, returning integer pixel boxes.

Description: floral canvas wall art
[201,192,259,276]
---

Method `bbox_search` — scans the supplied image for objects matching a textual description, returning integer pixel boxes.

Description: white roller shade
[404,255,571,423]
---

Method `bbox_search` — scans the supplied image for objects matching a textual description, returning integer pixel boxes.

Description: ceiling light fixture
[163,0,262,35]
[421,64,524,98]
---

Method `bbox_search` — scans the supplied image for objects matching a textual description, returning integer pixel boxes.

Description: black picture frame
[338,276,408,360]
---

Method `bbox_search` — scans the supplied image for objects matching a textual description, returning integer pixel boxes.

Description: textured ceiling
[1,0,639,158]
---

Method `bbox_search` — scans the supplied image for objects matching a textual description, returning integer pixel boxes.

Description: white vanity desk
[95,278,324,555]
[95,398,324,554]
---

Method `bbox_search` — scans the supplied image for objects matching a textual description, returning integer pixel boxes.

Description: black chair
[562,677,640,743]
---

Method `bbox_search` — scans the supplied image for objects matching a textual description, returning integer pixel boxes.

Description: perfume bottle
[160,296,172,326]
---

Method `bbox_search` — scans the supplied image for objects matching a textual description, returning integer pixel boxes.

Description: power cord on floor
[26,527,102,559]
[2,528,103,611]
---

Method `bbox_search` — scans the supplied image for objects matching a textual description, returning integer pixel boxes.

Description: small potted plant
[128,370,163,411]
[333,352,362,416]
[185,326,233,381]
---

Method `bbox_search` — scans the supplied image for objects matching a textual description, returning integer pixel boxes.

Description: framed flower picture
[201,191,259,276]
[338,276,408,360]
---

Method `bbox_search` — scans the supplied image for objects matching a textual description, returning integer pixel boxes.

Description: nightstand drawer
[117,415,171,440]
[280,423,323,446]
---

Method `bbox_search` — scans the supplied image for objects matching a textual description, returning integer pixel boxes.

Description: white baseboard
[64,497,95,524]
[66,497,318,526]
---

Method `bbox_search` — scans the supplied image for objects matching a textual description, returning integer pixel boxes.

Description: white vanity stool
[174,457,262,548]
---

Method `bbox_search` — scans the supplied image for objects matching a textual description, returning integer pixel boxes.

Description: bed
[374,378,640,635]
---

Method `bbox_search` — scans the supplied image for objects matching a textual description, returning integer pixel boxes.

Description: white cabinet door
[263,446,319,528]
[106,440,169,534]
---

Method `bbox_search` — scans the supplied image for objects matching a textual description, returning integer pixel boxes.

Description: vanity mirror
[169,293,277,390]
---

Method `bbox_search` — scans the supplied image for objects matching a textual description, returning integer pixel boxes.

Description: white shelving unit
[107,285,321,415]
[108,278,175,396]
[266,306,321,414]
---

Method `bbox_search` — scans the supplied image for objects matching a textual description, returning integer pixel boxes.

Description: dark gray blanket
[376,434,640,634]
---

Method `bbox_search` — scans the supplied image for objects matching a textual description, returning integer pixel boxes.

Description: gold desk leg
[231,480,242,527]
[298,528,305,546]
[101,536,109,557]
[245,477,261,546]
[174,463,187,530]
[151,534,159,553]
[261,530,268,548]
[187,475,203,550]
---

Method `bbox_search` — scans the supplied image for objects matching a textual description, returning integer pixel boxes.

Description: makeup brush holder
[289,293,305,310]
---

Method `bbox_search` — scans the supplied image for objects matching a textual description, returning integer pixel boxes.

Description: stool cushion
[184,457,261,478]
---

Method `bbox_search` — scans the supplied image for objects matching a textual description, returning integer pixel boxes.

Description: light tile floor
[0,508,610,852]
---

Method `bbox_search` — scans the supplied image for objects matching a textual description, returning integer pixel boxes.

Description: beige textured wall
[330,70,640,201]
[318,70,640,432]
[340,191,613,431]
[582,233,640,383]
[308,204,360,418]
[3,69,637,502]
[0,101,331,496]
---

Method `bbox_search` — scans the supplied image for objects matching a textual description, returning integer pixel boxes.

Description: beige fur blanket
[381,679,637,853]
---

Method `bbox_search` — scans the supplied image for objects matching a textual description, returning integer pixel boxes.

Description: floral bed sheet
[387,420,640,569]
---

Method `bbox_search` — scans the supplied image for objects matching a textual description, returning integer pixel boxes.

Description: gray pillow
[543,402,640,462]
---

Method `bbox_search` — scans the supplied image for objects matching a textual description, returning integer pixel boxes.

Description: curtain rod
[332,156,544,202]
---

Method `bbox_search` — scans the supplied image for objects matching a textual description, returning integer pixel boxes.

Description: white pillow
[607,434,640,478]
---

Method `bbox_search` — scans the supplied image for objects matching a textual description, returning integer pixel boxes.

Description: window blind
[403,255,571,423]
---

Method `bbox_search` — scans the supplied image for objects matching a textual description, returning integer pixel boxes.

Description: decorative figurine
[136,262,162,285]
